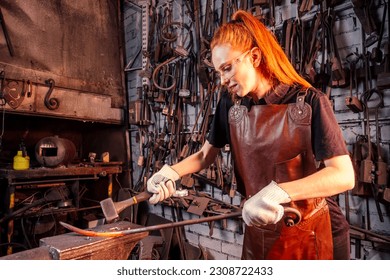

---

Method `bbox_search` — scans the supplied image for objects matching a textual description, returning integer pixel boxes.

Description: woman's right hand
[146,164,180,204]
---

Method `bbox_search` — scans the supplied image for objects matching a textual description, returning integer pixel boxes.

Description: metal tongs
[59,207,301,238]
[59,211,242,237]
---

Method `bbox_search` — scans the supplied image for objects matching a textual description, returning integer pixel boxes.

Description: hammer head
[100,198,118,223]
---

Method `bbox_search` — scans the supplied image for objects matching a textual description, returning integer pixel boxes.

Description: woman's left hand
[242,181,291,226]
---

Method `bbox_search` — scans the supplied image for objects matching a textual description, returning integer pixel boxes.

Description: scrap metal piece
[187,196,210,216]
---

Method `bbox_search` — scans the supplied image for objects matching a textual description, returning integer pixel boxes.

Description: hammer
[100,191,151,223]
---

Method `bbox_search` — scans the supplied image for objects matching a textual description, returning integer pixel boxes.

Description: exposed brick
[235,232,244,245]
[221,242,243,258]
[226,219,243,233]
[185,231,199,245]
[209,227,235,243]
[199,236,222,252]
[180,211,193,220]
[188,223,213,237]
[148,204,163,217]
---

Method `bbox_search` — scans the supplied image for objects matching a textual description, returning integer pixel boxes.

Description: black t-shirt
[207,85,348,161]
[206,84,350,249]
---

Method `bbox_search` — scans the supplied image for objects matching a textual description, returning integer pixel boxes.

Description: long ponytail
[211,10,312,89]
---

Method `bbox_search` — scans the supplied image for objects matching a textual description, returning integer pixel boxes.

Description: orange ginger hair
[210,10,312,89]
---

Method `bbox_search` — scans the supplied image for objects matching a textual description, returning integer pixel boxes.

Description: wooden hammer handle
[115,191,152,214]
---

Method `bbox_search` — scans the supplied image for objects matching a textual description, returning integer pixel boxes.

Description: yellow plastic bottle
[13,150,30,170]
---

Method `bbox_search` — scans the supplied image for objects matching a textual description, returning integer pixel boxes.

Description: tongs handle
[283,207,302,227]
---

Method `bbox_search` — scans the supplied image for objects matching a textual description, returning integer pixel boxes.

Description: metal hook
[44,79,59,110]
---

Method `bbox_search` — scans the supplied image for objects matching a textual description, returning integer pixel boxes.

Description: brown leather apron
[228,90,333,260]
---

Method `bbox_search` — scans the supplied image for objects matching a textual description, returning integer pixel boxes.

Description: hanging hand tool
[129,87,152,125]
[352,0,379,47]
[370,1,386,63]
[377,0,390,89]
[179,83,216,187]
[215,152,224,188]
[193,0,210,89]
[152,56,180,92]
[325,11,347,88]
[299,0,314,16]
[373,102,387,210]
[352,135,370,196]
[360,99,374,184]
[374,106,387,187]
[361,51,385,222]
[178,59,191,98]
[345,51,363,113]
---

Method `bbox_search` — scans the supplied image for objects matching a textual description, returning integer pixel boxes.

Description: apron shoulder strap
[289,87,312,125]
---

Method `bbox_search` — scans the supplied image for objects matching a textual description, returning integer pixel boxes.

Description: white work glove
[242,181,291,227]
[147,164,180,204]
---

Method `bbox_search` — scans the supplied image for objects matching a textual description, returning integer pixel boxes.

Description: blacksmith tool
[60,211,242,237]
[60,206,302,238]
[100,191,152,223]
